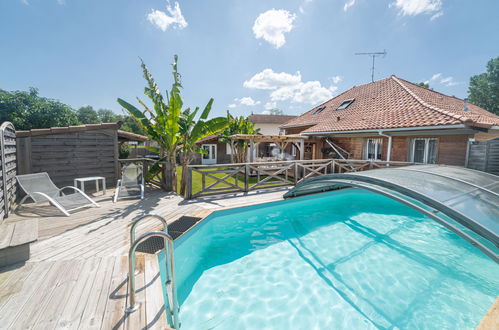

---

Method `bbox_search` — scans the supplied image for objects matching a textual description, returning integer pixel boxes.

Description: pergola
[228,134,308,162]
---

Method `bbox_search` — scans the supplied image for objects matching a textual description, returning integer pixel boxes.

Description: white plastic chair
[16,172,100,216]
[113,164,144,203]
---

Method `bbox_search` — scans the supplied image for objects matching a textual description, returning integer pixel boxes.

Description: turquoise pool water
[160,188,498,329]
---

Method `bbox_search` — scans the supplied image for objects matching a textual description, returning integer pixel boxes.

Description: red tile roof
[248,114,296,124]
[281,76,499,134]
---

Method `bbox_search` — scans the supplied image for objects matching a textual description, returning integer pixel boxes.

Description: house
[193,114,297,165]
[280,75,499,165]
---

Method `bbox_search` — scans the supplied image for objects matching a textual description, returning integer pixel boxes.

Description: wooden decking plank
[31,258,86,329]
[0,262,35,309]
[11,260,72,329]
[0,223,15,249]
[144,255,168,329]
[10,219,38,246]
[1,261,59,329]
[55,257,103,329]
[99,256,129,330]
[77,256,116,329]
[123,255,147,330]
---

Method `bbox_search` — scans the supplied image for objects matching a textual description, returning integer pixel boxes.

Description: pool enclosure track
[284,165,499,263]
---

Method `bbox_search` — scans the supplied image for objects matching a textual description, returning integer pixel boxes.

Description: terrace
[0,186,287,329]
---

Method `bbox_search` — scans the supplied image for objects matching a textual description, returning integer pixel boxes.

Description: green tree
[417,82,429,88]
[0,87,79,130]
[77,106,100,124]
[97,109,120,123]
[120,115,146,135]
[178,105,228,195]
[265,108,284,115]
[218,112,259,163]
[468,56,499,115]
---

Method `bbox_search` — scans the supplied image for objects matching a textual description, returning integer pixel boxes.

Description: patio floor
[0,186,287,329]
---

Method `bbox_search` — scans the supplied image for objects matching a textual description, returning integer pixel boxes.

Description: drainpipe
[378,131,392,163]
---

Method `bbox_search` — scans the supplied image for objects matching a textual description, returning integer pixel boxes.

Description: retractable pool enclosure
[284,165,499,263]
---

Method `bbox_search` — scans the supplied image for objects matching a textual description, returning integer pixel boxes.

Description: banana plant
[178,104,228,195]
[218,112,260,163]
[117,56,183,192]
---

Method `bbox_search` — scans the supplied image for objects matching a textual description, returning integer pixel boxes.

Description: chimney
[463,98,469,112]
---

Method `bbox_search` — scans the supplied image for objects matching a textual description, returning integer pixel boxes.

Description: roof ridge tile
[391,76,473,124]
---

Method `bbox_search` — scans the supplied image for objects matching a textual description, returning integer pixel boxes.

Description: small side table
[74,176,106,196]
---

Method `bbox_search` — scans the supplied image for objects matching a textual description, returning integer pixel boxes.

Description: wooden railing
[185,159,335,199]
[332,159,416,173]
[185,159,416,199]
[119,158,416,199]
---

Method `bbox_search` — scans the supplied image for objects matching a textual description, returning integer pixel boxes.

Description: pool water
[160,188,498,329]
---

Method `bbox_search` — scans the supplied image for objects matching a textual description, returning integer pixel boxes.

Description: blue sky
[1,0,498,117]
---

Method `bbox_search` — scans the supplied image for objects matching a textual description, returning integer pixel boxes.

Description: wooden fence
[0,122,17,221]
[185,159,415,199]
[466,138,499,176]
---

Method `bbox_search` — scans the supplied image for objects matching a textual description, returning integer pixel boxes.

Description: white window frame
[364,138,383,160]
[410,138,438,164]
[201,144,217,165]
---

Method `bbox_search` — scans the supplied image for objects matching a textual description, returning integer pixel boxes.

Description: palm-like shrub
[118,55,227,193]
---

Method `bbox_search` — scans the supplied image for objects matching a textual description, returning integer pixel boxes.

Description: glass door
[201,144,217,165]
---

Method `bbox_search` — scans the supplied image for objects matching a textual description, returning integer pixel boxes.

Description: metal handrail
[130,214,167,243]
[126,215,180,329]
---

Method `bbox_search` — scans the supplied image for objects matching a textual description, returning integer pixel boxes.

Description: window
[226,143,232,155]
[313,106,326,115]
[336,98,355,110]
[410,138,437,164]
[364,138,382,160]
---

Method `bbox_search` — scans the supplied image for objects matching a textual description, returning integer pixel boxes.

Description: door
[364,138,382,160]
[201,144,217,165]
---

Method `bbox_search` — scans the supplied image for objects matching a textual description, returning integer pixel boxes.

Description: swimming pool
[160,188,498,329]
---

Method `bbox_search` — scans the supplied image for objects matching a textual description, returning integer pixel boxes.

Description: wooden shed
[16,122,145,189]
[466,137,499,176]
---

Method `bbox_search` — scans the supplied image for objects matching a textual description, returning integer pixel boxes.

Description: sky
[1,0,498,117]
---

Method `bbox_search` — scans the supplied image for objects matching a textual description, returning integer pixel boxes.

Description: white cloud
[430,73,442,81]
[264,101,277,110]
[252,9,296,48]
[147,2,188,32]
[430,11,443,20]
[245,68,336,105]
[428,72,459,86]
[57,0,66,4]
[330,75,343,84]
[390,0,442,17]
[344,0,356,11]
[235,97,261,107]
[244,69,301,90]
[228,104,236,109]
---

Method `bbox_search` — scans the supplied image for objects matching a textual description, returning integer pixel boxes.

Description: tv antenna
[355,50,387,82]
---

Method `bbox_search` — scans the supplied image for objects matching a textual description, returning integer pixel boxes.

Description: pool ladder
[126,214,181,329]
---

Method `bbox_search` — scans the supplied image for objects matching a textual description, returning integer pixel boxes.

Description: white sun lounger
[113,164,145,203]
[16,172,99,216]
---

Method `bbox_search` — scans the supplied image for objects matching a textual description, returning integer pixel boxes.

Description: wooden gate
[0,122,17,221]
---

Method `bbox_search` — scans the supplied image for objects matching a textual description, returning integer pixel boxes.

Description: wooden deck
[0,186,287,329]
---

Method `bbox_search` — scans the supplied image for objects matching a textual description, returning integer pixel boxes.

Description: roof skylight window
[313,106,326,115]
[336,98,355,110]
